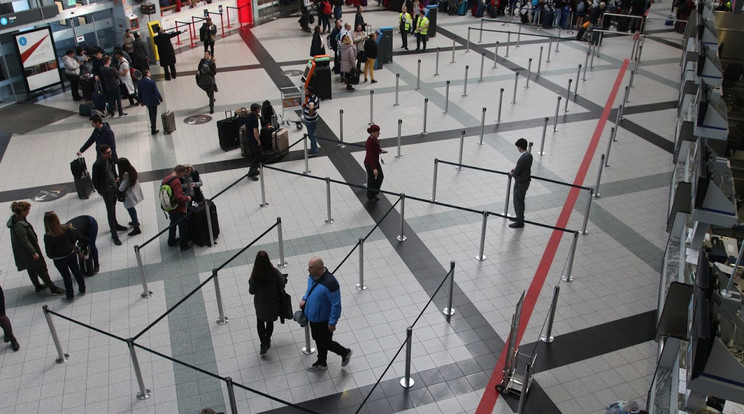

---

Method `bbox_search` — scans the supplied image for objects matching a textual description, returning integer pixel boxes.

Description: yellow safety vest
[399,12,412,31]
[417,16,429,35]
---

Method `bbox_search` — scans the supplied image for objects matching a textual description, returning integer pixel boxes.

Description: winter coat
[196,59,217,92]
[118,172,144,209]
[7,215,47,271]
[154,31,180,66]
[340,42,357,74]
[249,268,285,322]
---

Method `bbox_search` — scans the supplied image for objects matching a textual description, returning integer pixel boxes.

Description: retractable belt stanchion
[394,74,400,106]
[451,38,456,63]
[493,41,499,69]
[525,58,532,88]
[303,134,310,174]
[476,211,488,261]
[435,48,440,76]
[479,19,484,43]
[506,32,511,57]
[582,48,590,81]
[497,88,504,124]
[511,72,519,104]
[479,107,487,145]
[134,245,152,298]
[302,323,316,354]
[479,52,486,82]
[397,194,407,242]
[416,59,421,90]
[540,286,560,343]
[553,96,561,131]
[431,158,439,201]
[276,217,288,268]
[396,119,403,158]
[369,90,374,125]
[504,174,512,216]
[605,127,614,167]
[422,98,428,135]
[339,109,345,147]
[561,231,580,282]
[357,238,367,290]
[517,24,522,46]
[260,165,268,207]
[546,37,553,63]
[399,326,415,388]
[537,47,543,75]
[466,27,471,52]
[444,80,450,114]
[462,66,470,97]
[442,261,456,316]
[574,64,581,97]
[457,130,465,171]
[538,117,548,155]
[324,177,334,224]
[212,270,229,325]
[225,377,238,414]
[594,154,606,197]
[581,188,593,235]
[565,79,572,111]
[42,306,68,363]
[127,338,152,400]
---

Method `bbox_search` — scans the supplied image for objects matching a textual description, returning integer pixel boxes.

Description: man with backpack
[161,165,192,251]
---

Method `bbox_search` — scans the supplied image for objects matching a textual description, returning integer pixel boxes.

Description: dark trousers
[126,206,140,228]
[256,317,274,347]
[85,216,99,267]
[163,64,177,80]
[102,193,119,237]
[53,252,86,300]
[67,73,81,100]
[321,14,331,32]
[105,88,123,116]
[203,40,215,56]
[513,180,530,224]
[309,321,349,365]
[26,266,58,290]
[416,33,427,50]
[206,90,215,112]
[365,163,383,199]
[147,105,158,133]
[334,5,342,19]
[400,31,408,49]
[168,212,189,249]
[248,138,261,176]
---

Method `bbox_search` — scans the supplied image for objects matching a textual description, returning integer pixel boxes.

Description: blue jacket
[302,269,342,325]
[137,76,163,107]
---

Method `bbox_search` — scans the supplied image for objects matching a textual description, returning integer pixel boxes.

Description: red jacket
[163,174,190,214]
[364,135,382,169]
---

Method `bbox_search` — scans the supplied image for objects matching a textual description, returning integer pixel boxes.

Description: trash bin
[426,4,437,37]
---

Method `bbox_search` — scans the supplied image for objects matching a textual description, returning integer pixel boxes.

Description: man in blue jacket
[138,69,163,135]
[300,257,352,371]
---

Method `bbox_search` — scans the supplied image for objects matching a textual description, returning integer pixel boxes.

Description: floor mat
[0,103,75,135]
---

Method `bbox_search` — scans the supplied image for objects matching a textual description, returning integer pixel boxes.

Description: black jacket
[44,227,85,259]
[92,158,118,195]
[512,152,533,183]
[249,269,285,322]
[364,38,378,59]
[154,31,181,66]
[99,65,120,95]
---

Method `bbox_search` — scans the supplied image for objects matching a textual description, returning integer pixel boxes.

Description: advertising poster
[14,26,62,93]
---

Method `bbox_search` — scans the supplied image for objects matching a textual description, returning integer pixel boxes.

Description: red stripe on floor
[476,59,630,414]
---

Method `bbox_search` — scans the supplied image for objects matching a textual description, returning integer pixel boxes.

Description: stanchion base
[260,202,269,208]
[395,155,403,159]
[420,132,427,136]
[325,219,335,224]
[356,284,367,291]
[537,152,546,155]
[540,335,554,344]
[443,111,448,115]
[136,389,152,400]
[400,378,415,388]
[476,254,487,261]
[338,144,346,148]
[442,307,456,316]
[582,230,589,236]
[55,354,69,364]
[217,317,229,325]
[302,347,316,355]
[394,103,400,106]
[303,171,311,175]
[561,274,574,282]
[593,193,601,198]
[478,141,484,145]
[456,167,462,171]
[141,291,153,299]
[462,94,468,97]
[277,261,288,268]
[397,235,407,242]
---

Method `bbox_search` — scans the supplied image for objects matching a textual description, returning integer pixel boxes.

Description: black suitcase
[92,84,106,112]
[239,125,252,158]
[80,74,95,100]
[189,201,220,247]
[78,245,95,276]
[616,15,630,32]
[541,8,554,28]
[70,157,95,199]
[217,111,241,151]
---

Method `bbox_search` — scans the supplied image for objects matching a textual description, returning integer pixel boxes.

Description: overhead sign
[0,6,59,30]
[14,26,62,93]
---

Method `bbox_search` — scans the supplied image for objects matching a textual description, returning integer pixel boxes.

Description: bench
[160,3,178,15]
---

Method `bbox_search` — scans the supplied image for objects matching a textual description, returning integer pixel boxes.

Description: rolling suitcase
[457,0,468,15]
[79,103,93,117]
[274,128,289,153]
[217,111,241,151]
[541,8,554,28]
[80,74,95,101]
[189,200,220,247]
[92,81,106,113]
[162,104,176,134]
[78,245,95,276]
[239,125,252,158]
[70,157,95,199]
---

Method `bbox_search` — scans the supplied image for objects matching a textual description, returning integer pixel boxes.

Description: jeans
[102,192,119,237]
[309,321,349,365]
[304,121,318,153]
[513,180,530,224]
[126,206,140,228]
[86,216,99,267]
[321,14,331,32]
[168,212,189,249]
[334,5,342,20]
[53,252,85,299]
[105,87,123,116]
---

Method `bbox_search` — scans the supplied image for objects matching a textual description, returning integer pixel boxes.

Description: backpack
[576,1,585,12]
[322,0,332,14]
[159,176,178,212]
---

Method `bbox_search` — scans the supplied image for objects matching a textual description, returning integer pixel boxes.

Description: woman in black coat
[248,251,286,355]
[310,25,325,56]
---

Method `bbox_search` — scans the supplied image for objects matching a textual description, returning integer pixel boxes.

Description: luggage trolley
[280,86,304,130]
[495,291,538,400]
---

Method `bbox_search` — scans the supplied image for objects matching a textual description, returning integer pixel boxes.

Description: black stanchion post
[431,159,439,201]
[561,231,580,282]
[397,194,407,242]
[504,174,512,216]
[493,41,499,69]
[325,177,334,224]
[476,211,488,261]
[357,237,367,291]
[538,117,549,155]
[276,217,288,268]
[422,98,428,135]
[537,46,543,75]
[260,165,268,207]
[213,269,229,325]
[444,80,450,114]
[369,90,374,125]
[396,119,403,159]
[525,58,532,88]
[497,88,504,124]
[303,133,310,174]
[457,130,465,170]
[339,109,345,147]
[594,154,606,198]
[511,72,519,104]
[225,377,238,414]
[479,107,487,145]
[462,65,470,97]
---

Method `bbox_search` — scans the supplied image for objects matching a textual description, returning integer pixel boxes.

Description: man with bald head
[300,257,353,371]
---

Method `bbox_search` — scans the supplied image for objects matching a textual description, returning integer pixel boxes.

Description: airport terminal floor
[0,4,681,414]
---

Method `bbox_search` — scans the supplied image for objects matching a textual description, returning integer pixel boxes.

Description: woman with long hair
[117,158,144,236]
[43,212,86,302]
[248,251,286,354]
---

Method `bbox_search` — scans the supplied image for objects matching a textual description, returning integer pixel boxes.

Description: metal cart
[280,86,304,130]
[495,290,538,402]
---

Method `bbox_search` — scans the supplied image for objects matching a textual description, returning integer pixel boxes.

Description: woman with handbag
[117,158,144,236]
[43,212,87,303]
[249,251,287,354]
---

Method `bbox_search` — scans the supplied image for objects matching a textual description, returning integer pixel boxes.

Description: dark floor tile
[447,376,474,396]
[418,367,446,386]
[380,378,406,397]
[408,387,436,407]
[456,358,483,376]
[466,371,490,389]
[387,391,417,412]
[439,363,464,381]
[427,381,455,401]
[360,397,394,414]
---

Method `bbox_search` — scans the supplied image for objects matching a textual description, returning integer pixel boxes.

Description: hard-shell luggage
[457,0,468,15]
[274,128,289,153]
[80,74,95,101]
[239,125,251,158]
[541,8,554,28]
[79,103,94,117]
[350,66,360,85]
[616,14,630,32]
[70,157,95,199]
[217,111,241,151]
[488,4,497,17]
[78,245,95,276]
[189,200,220,247]
[162,109,176,134]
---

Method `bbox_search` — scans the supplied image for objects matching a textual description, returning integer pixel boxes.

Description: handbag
[117,190,126,202]
[357,50,366,62]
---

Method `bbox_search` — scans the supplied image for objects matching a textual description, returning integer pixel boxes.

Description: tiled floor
[0,3,682,413]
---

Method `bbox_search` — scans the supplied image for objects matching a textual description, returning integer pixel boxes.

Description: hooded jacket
[7,215,46,271]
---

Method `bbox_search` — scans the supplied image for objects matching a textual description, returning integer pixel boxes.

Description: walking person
[509,138,532,228]
[249,251,286,354]
[303,86,320,155]
[117,158,144,236]
[153,27,181,80]
[0,280,21,352]
[62,49,82,101]
[91,145,127,245]
[65,215,100,274]
[414,9,429,51]
[7,202,65,295]
[364,124,387,201]
[300,257,352,371]
[196,51,217,114]
[138,69,163,135]
[363,32,378,83]
[399,6,412,50]
[78,113,118,161]
[43,212,87,303]
[200,17,218,56]
[162,165,192,251]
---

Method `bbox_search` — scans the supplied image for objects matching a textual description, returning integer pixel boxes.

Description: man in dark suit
[137,69,163,135]
[91,145,126,245]
[99,55,126,118]
[510,138,532,228]
[153,28,181,81]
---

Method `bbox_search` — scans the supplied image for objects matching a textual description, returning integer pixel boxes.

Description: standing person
[182,164,206,203]
[248,251,286,354]
[122,29,135,55]
[99,56,127,118]
[117,158,144,236]
[0,281,21,352]
[196,51,217,114]
[310,25,326,56]
[200,17,218,56]
[629,0,647,32]
[43,212,87,303]
[363,32,378,83]
[329,19,343,76]
[352,24,366,50]
[65,215,99,274]
[509,138,532,228]
[137,69,163,135]
[116,51,138,108]
[244,104,262,181]
[300,0,312,33]
[7,202,65,295]
[354,6,366,32]
[153,28,181,81]
[78,113,117,161]
[132,32,150,74]
[333,0,343,20]
[364,124,386,201]
[75,47,91,75]
[414,9,429,51]
[62,49,82,101]
[303,86,320,155]
[319,0,332,32]
[163,165,192,251]
[91,145,127,245]
[399,6,412,50]
[339,35,356,91]
[300,257,352,371]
